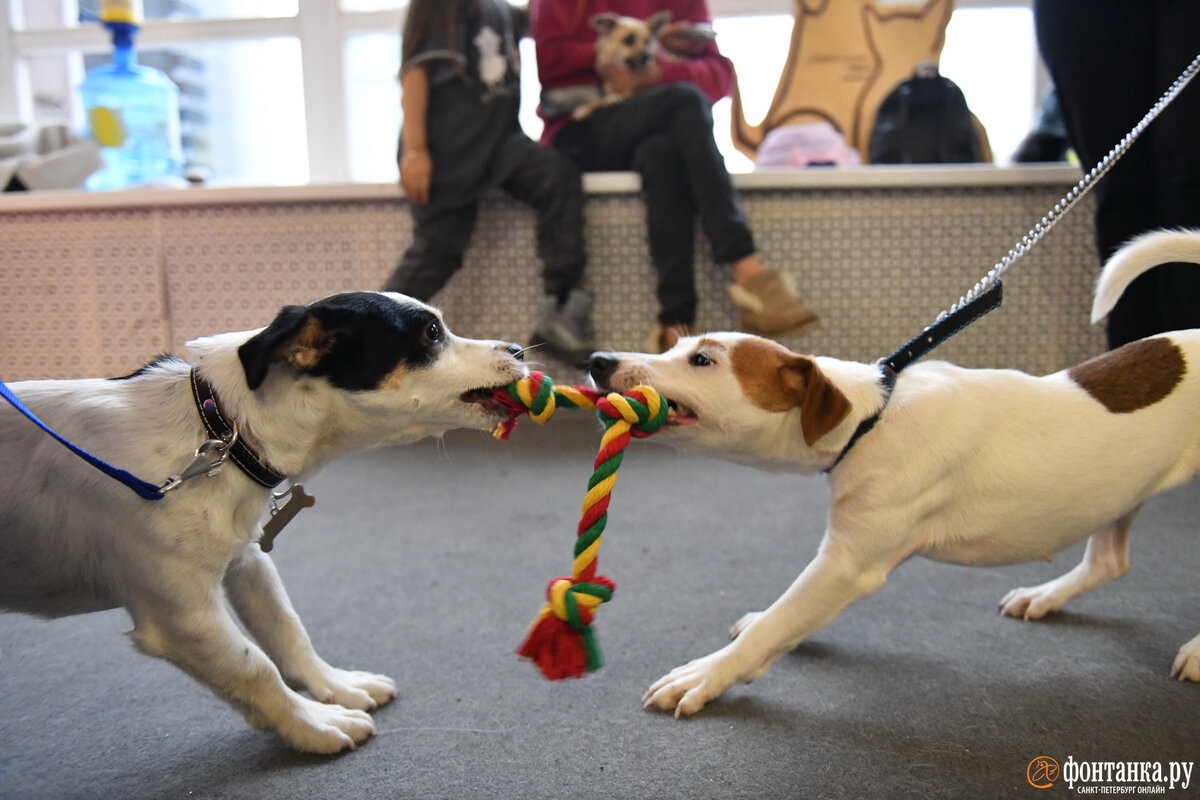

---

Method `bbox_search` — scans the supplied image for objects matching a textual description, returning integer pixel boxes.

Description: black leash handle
[884,280,1004,375]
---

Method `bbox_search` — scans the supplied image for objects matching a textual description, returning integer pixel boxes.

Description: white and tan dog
[589,229,1200,717]
[0,291,526,752]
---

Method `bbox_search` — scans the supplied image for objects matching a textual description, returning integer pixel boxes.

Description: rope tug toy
[490,371,667,680]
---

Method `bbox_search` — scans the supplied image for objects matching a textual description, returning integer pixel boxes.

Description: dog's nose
[506,343,525,361]
[588,352,619,386]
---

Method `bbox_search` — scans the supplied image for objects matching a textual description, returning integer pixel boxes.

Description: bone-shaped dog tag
[259,484,315,553]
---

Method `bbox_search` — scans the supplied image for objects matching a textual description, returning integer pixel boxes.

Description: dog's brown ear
[590,12,620,34]
[238,306,336,390]
[780,357,853,447]
[647,10,672,35]
[731,339,852,445]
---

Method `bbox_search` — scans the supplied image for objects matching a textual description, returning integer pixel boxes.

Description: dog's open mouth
[460,386,516,417]
[665,397,698,426]
[626,52,652,71]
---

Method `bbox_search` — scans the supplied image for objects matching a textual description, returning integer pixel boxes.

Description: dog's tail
[1091,228,1200,323]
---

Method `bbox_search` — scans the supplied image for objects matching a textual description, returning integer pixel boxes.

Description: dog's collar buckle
[158,434,235,494]
[188,369,287,490]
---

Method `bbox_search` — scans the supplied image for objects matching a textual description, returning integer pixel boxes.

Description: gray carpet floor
[1,419,1197,799]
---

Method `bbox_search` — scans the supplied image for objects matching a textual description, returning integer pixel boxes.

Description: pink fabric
[754,123,863,169]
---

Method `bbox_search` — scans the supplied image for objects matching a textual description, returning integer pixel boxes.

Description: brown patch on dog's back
[1068,337,1186,413]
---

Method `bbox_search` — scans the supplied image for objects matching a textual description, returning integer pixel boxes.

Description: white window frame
[0,0,1035,185]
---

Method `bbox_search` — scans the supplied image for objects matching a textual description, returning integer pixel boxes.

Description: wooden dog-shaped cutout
[730,0,955,161]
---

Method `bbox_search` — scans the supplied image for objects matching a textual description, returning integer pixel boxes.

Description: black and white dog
[0,292,525,753]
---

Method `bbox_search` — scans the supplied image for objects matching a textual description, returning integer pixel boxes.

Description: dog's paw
[729,611,762,639]
[999,584,1064,620]
[307,667,397,711]
[642,644,743,718]
[278,696,376,754]
[1171,635,1200,682]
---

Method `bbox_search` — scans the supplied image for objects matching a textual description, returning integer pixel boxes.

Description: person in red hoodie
[532,0,819,352]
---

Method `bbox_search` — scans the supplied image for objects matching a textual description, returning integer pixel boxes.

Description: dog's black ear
[647,10,672,36]
[780,357,852,447]
[238,305,335,390]
[590,12,619,34]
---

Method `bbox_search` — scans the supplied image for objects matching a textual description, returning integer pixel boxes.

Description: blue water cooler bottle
[79,0,184,189]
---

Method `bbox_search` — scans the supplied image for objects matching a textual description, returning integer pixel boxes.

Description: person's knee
[658,83,714,126]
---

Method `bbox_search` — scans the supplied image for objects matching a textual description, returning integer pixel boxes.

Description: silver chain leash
[939,51,1200,321]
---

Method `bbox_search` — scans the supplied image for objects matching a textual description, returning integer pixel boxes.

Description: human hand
[400,147,432,205]
[658,21,713,58]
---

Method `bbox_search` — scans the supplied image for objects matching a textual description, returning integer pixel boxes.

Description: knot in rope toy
[490,371,667,680]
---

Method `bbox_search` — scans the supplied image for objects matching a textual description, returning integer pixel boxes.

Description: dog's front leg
[128,593,376,753]
[224,546,397,711]
[643,537,894,717]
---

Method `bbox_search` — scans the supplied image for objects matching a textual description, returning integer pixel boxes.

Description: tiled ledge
[0,164,1103,381]
[0,164,1084,212]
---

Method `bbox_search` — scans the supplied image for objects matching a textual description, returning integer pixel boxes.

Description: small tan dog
[590,229,1200,717]
[572,11,672,120]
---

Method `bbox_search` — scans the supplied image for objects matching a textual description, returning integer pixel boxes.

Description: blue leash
[0,378,164,501]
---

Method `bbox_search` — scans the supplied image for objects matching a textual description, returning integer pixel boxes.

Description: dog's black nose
[506,343,525,361]
[588,352,619,386]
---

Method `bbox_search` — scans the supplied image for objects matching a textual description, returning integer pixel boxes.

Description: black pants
[554,83,756,326]
[1034,0,1200,348]
[385,133,586,303]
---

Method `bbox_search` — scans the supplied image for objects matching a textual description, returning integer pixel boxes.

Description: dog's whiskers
[435,434,455,464]
[514,343,548,368]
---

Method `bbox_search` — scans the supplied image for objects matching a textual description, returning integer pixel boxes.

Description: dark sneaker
[531,288,594,365]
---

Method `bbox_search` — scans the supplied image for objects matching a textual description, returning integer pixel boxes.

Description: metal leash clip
[158,430,238,494]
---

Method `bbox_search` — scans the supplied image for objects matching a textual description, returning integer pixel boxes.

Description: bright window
[180,38,308,186]
[708,14,794,174]
[19,0,299,27]
[345,32,399,184]
[3,1,1039,188]
[340,0,402,11]
[941,6,1036,164]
